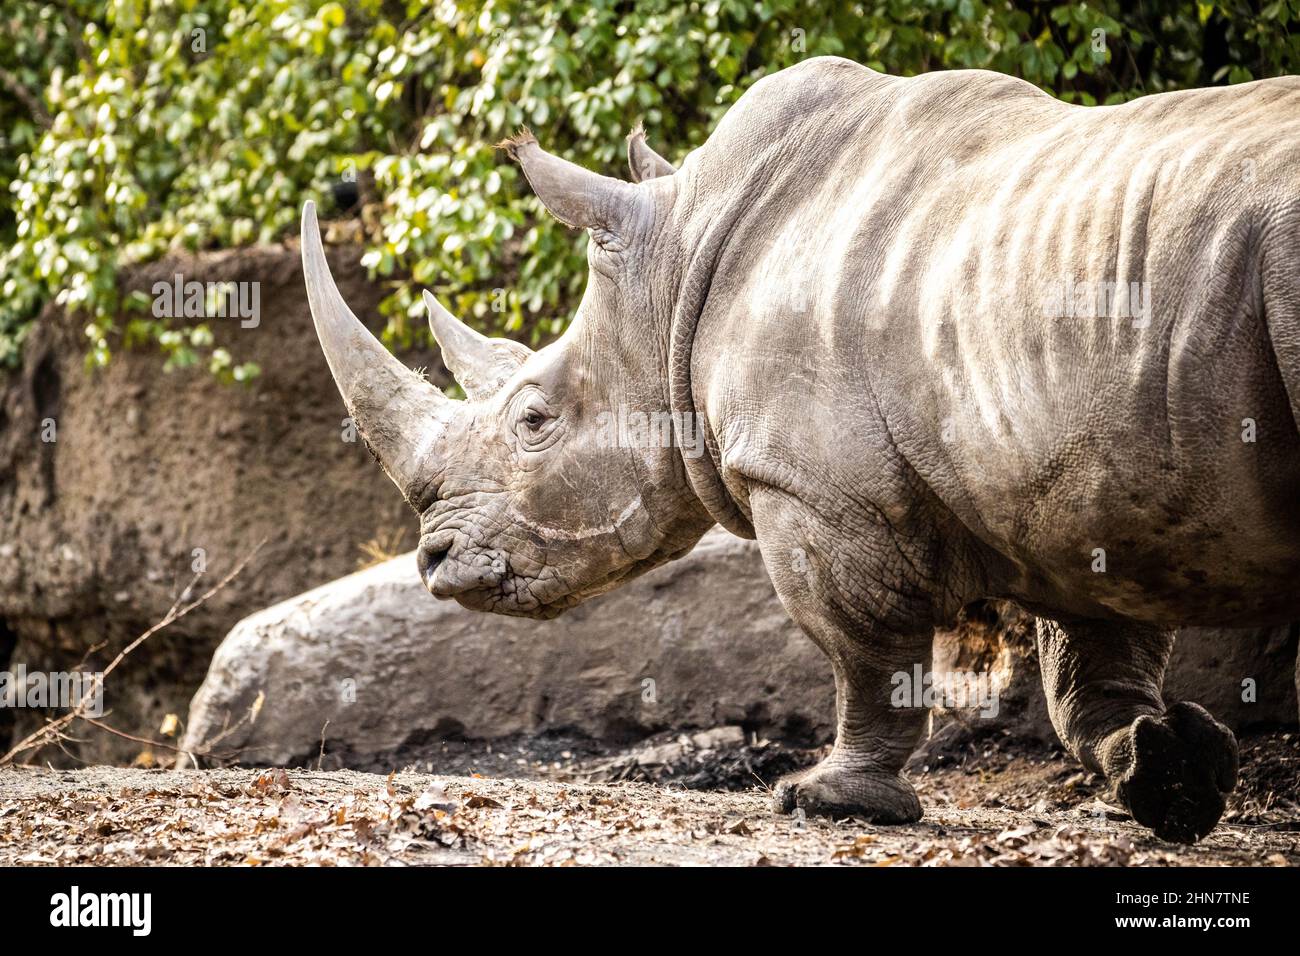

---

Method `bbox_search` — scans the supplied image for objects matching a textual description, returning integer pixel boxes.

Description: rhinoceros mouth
[449,586,570,620]
[429,545,666,620]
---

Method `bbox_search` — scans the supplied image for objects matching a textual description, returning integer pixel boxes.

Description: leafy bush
[3,0,1298,377]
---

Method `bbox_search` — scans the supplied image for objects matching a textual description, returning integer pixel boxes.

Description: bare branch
[0,541,264,766]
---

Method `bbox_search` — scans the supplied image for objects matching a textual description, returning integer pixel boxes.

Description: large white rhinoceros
[301,57,1300,842]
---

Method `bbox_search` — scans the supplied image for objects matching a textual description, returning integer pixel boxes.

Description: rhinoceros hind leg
[1102,701,1238,844]
[1036,617,1238,843]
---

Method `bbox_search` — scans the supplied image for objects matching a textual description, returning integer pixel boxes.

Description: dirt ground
[2,729,1296,866]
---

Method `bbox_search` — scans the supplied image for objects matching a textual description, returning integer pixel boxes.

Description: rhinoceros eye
[511,391,563,452]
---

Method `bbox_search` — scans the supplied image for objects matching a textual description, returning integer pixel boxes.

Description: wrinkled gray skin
[304,58,1300,843]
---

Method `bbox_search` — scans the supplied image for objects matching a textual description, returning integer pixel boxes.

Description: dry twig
[0,542,263,766]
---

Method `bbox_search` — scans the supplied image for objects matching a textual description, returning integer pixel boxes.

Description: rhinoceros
[301,57,1300,843]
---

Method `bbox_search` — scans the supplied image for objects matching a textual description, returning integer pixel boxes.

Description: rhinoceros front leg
[1036,617,1239,843]
[752,490,935,823]
[771,628,932,822]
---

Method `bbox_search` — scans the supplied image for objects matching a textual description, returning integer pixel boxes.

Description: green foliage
[3,0,1299,376]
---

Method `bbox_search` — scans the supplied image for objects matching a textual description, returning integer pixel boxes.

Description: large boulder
[180,529,835,766]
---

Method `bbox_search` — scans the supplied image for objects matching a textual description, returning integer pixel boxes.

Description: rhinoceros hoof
[1111,701,1239,844]
[773,762,922,824]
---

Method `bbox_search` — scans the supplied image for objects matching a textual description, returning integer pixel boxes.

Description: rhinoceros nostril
[417,543,451,586]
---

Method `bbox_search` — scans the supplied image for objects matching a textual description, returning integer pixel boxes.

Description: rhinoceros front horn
[422,290,532,401]
[301,200,449,506]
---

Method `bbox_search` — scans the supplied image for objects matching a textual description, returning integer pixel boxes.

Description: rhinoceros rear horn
[301,200,449,507]
[422,290,532,401]
[627,123,675,183]
[498,128,644,234]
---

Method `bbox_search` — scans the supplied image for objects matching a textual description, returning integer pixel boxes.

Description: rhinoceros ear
[423,291,532,401]
[627,123,675,183]
[498,128,646,236]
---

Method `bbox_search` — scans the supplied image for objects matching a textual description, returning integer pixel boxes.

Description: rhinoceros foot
[773,760,922,824]
[1109,701,1239,844]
